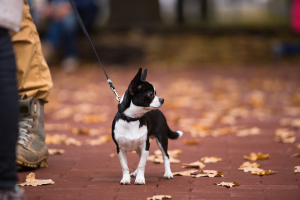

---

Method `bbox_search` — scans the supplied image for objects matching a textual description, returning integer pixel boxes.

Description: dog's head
[118,68,164,117]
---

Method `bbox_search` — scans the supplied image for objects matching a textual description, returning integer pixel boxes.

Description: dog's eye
[148,92,154,98]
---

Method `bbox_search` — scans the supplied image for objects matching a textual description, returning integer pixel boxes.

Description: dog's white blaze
[150,96,161,108]
[114,120,148,152]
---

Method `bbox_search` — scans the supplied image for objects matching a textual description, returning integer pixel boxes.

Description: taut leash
[68,0,120,102]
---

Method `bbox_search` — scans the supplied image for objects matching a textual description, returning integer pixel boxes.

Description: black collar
[120,113,140,122]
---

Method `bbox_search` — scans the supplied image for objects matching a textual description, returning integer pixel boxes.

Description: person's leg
[0,28,19,190]
[10,0,53,101]
[10,0,52,168]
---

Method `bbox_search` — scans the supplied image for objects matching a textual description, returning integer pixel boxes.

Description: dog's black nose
[159,98,164,105]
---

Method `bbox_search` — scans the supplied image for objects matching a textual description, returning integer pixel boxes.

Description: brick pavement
[18,65,300,200]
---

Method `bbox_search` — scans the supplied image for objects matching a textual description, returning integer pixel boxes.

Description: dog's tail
[168,129,183,140]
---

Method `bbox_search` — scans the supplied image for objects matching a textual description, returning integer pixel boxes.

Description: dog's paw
[130,171,138,178]
[134,177,146,185]
[120,177,131,185]
[163,172,173,179]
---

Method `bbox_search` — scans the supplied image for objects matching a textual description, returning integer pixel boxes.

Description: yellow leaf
[86,135,112,146]
[48,149,65,155]
[173,169,198,176]
[294,166,300,173]
[191,170,224,178]
[183,139,201,145]
[19,173,54,187]
[201,156,223,163]
[147,195,172,200]
[244,152,269,161]
[251,170,276,176]
[214,182,240,188]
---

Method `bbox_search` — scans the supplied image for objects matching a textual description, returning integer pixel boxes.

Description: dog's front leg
[118,150,131,185]
[134,148,149,185]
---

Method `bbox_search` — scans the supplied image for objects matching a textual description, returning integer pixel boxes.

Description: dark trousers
[0,28,19,189]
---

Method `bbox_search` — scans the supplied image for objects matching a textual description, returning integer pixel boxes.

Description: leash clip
[107,79,120,103]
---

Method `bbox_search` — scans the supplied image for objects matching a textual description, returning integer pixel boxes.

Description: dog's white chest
[114,119,148,152]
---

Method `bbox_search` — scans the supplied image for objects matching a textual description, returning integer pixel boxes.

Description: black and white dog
[112,68,183,185]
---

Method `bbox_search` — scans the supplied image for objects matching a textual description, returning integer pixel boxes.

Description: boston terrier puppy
[112,68,183,185]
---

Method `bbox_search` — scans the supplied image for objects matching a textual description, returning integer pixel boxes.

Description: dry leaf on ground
[182,161,205,169]
[244,152,269,161]
[239,162,261,169]
[52,107,73,120]
[19,173,54,186]
[48,149,65,155]
[147,195,172,200]
[294,166,300,173]
[172,169,198,176]
[191,170,224,178]
[65,137,82,146]
[201,156,223,163]
[274,129,296,143]
[251,170,276,176]
[183,139,201,145]
[291,153,300,158]
[238,162,262,172]
[70,127,91,135]
[296,143,300,149]
[211,126,238,137]
[110,153,118,157]
[214,182,240,188]
[86,135,112,146]
[236,127,261,137]
[45,134,67,145]
[220,116,236,125]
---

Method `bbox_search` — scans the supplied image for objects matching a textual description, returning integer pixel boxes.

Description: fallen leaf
[19,172,54,186]
[147,195,172,200]
[172,169,198,176]
[296,143,300,149]
[148,155,180,164]
[70,127,91,135]
[45,134,67,145]
[248,90,265,107]
[291,153,300,158]
[110,153,118,157]
[236,127,261,137]
[244,152,269,161]
[251,170,276,176]
[182,161,205,169]
[201,156,223,163]
[211,126,238,137]
[48,149,65,155]
[86,135,112,146]
[238,162,261,170]
[183,139,201,145]
[191,170,224,178]
[240,167,264,173]
[294,166,300,173]
[275,129,296,143]
[65,138,82,146]
[214,182,240,188]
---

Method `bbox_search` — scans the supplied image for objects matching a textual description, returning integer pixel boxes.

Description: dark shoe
[16,96,48,168]
[0,186,24,200]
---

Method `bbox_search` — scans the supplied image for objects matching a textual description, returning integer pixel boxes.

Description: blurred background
[27,0,299,70]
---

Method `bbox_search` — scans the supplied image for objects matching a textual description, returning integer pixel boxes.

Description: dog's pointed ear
[118,90,131,113]
[129,68,142,96]
[141,68,147,81]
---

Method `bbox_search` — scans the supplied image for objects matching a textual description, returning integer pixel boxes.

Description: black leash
[68,0,120,102]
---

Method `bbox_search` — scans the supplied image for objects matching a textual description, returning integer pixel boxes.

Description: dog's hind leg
[134,148,149,185]
[130,149,141,178]
[118,150,131,185]
[156,138,173,179]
